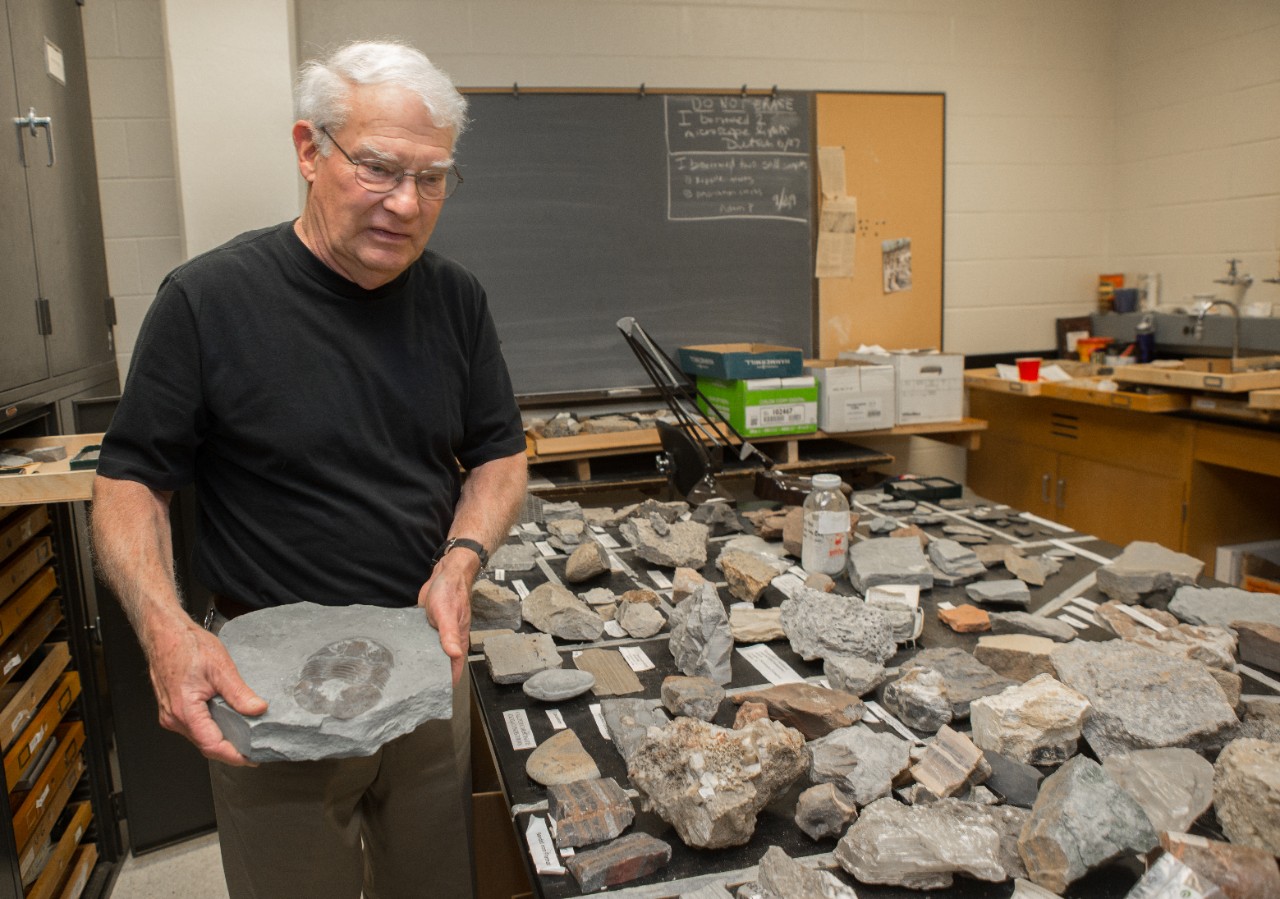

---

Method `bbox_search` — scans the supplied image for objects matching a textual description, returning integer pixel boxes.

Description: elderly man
[91,41,526,899]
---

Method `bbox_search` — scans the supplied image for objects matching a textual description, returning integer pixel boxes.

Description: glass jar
[801,473,851,575]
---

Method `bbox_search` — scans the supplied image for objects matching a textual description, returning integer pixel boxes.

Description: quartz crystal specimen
[668,583,733,685]
[521,582,605,642]
[1095,541,1203,603]
[525,728,601,786]
[627,716,807,849]
[794,782,858,841]
[547,777,635,848]
[756,846,859,899]
[1017,755,1158,894]
[847,537,934,593]
[210,603,452,762]
[731,683,865,740]
[1101,748,1214,834]
[565,832,671,891]
[779,588,896,665]
[1213,737,1280,855]
[969,674,1090,766]
[807,724,911,806]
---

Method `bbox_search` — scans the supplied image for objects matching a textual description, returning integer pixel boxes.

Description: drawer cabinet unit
[968,391,1193,550]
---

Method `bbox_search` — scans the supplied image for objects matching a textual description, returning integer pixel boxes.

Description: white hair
[295,41,468,153]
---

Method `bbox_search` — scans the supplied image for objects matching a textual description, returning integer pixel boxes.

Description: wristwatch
[432,536,489,570]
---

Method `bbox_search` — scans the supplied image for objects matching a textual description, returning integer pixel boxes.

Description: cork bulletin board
[815,92,945,356]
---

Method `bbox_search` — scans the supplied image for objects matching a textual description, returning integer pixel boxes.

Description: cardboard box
[678,343,804,380]
[696,375,817,438]
[1215,539,1280,593]
[805,359,896,433]
[840,349,964,425]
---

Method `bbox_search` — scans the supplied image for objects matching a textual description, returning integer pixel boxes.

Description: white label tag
[771,572,806,599]
[546,709,566,730]
[28,724,46,756]
[491,568,506,581]
[3,656,21,675]
[525,817,566,875]
[816,510,851,535]
[1114,604,1168,632]
[1069,596,1099,610]
[737,644,803,685]
[512,579,530,599]
[591,525,607,534]
[535,540,556,558]
[596,532,620,548]
[865,699,926,744]
[503,709,536,750]
[36,785,49,809]
[937,600,956,610]
[10,710,29,733]
[1055,614,1086,630]
[648,570,672,589]
[603,620,627,639]
[589,703,610,739]
[522,522,541,534]
[618,646,654,671]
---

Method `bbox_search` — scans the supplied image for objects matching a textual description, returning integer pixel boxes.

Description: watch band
[433,536,489,569]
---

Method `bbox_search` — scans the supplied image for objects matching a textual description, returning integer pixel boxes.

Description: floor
[110,832,228,898]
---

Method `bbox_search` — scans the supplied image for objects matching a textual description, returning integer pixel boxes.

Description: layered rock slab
[807,724,911,806]
[731,682,865,740]
[522,582,605,642]
[621,517,709,568]
[1213,737,1280,855]
[547,777,635,848]
[565,832,671,891]
[211,603,452,762]
[847,537,934,593]
[1095,541,1203,603]
[1101,748,1214,834]
[757,846,859,899]
[1170,585,1280,633]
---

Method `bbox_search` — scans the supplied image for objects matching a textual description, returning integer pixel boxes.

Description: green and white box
[806,359,896,433]
[696,375,818,438]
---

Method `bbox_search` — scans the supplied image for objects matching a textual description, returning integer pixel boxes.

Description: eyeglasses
[319,126,462,200]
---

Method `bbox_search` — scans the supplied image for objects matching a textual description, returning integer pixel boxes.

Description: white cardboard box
[839,349,964,425]
[805,359,896,432]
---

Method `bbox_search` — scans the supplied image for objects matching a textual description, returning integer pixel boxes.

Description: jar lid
[811,473,842,490]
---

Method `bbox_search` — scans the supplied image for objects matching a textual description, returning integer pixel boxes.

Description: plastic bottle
[801,473,851,575]
[1135,315,1156,363]
[1139,272,1161,312]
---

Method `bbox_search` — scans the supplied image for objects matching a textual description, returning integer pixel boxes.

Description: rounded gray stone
[523,668,597,702]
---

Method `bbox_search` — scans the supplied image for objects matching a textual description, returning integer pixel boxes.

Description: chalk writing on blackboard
[665,94,810,223]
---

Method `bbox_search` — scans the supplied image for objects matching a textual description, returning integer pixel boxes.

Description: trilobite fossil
[292,637,395,719]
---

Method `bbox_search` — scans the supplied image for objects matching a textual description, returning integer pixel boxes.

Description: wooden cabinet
[968,391,1192,549]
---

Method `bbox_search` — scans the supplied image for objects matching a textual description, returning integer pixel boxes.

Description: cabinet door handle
[1041,473,1051,504]
[14,107,56,167]
[1055,477,1066,510]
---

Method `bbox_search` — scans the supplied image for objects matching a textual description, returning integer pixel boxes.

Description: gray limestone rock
[808,724,912,806]
[970,673,1090,766]
[1005,553,1051,587]
[966,579,1032,608]
[540,414,580,438]
[615,600,666,639]
[989,611,1077,643]
[692,501,745,533]
[867,517,897,535]
[902,647,1017,719]
[668,583,734,685]
[823,655,887,697]
[757,846,859,899]
[580,586,617,606]
[794,782,858,841]
[621,517,709,569]
[847,537,934,593]
[1128,622,1237,671]
[484,631,563,685]
[601,698,670,766]
[628,716,807,849]
[488,542,540,572]
[210,603,453,763]
[1213,737,1280,855]
[526,728,602,786]
[565,540,612,583]
[780,588,897,665]
[729,607,785,644]
[1050,640,1238,759]
[1095,541,1204,603]
[660,675,725,722]
[522,582,605,642]
[928,538,987,580]
[1018,755,1158,894]
[1102,748,1214,835]
[882,668,952,733]
[547,516,586,547]
[470,579,523,631]
[522,668,597,702]
[835,797,1018,890]
[1169,584,1280,634]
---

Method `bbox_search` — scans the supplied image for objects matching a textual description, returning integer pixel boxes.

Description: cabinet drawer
[0,537,53,606]
[5,671,80,790]
[0,506,49,566]
[12,721,85,863]
[0,566,57,649]
[0,642,70,752]
[54,841,97,899]
[0,599,63,695]
[26,799,92,899]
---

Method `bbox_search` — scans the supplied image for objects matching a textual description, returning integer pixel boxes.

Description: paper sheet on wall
[819,195,858,233]
[816,231,856,278]
[817,146,847,198]
[881,237,912,293]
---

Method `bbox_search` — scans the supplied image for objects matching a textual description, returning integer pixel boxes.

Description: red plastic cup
[1016,357,1041,381]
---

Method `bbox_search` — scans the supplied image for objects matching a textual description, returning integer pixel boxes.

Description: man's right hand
[147,619,268,766]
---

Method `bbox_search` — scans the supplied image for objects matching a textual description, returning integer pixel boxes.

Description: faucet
[1192,299,1240,368]
[1214,258,1254,303]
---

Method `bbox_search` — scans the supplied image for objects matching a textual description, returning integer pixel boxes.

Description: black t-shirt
[99,221,526,610]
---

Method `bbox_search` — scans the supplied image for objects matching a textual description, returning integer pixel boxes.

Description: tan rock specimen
[719,549,779,603]
[565,540,611,583]
[974,634,1058,683]
[891,524,929,547]
[526,728,601,786]
[970,674,1089,767]
[574,648,644,696]
[522,582,605,641]
[1159,831,1280,899]
[671,567,706,603]
[910,725,989,799]
[619,588,662,606]
[731,682,865,740]
[781,505,805,557]
[1234,620,1280,673]
[938,604,990,633]
[729,607,785,643]
[1213,737,1280,855]
[804,572,836,593]
[615,600,665,639]
[733,701,769,729]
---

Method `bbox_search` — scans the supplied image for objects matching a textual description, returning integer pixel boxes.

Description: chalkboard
[428,91,813,399]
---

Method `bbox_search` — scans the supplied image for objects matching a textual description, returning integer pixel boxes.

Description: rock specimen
[729,607,785,644]
[733,701,769,729]
[488,542,539,572]
[1159,830,1280,899]
[620,588,662,607]
[1213,737,1280,855]
[983,750,1045,809]
[1127,622,1238,671]
[522,583,605,642]
[661,676,725,722]
[565,832,671,891]
[966,579,1031,608]
[1005,553,1051,587]
[1092,599,1179,639]
[469,628,513,651]
[526,728,601,786]
[974,634,1058,682]
[989,611,1077,643]
[615,600,665,639]
[823,655,887,697]
[757,846,859,899]
[628,717,807,849]
[910,726,989,800]
[547,516,586,547]
[847,537,934,593]
[901,647,1016,719]
[882,668,952,733]
[601,699,670,765]
[671,567,707,603]
[483,631,563,684]
[794,782,858,840]
[1101,748,1214,834]
[804,571,836,592]
[938,603,990,633]
[718,549,780,603]
[970,674,1090,767]
[1095,541,1203,603]
[621,517,709,568]
[1234,620,1280,673]
[522,668,596,702]
[470,579,523,631]
[211,603,453,762]
[668,583,733,685]
[731,682,865,740]
[779,588,896,665]
[1170,585,1280,633]
[565,540,611,583]
[807,724,912,806]
[547,777,635,848]
[1050,640,1238,759]
[1017,755,1157,894]
[574,648,644,696]
[835,797,1024,890]
[928,538,986,581]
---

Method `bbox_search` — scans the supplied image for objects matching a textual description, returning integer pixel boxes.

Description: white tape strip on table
[736,644,804,685]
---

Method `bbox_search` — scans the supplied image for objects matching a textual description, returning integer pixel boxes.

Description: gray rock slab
[488,542,540,572]
[668,582,733,685]
[1095,541,1204,603]
[210,603,453,763]
[484,632,563,685]
[824,655,887,697]
[1102,748,1214,835]
[1214,737,1280,856]
[1050,640,1238,759]
[989,611,1077,643]
[470,579,523,631]
[616,599,666,639]
[780,588,896,665]
[966,579,1031,608]
[982,750,1044,809]
[601,698,670,766]
[928,538,986,580]
[522,582,605,642]
[621,517,709,569]
[522,668,597,702]
[660,675,725,722]
[757,846,859,899]
[903,647,1016,719]
[794,782,858,841]
[808,724,912,806]
[1169,585,1280,634]
[847,537,934,593]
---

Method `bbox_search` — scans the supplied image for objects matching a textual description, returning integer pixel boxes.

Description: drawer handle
[1041,473,1051,504]
[1056,477,1066,510]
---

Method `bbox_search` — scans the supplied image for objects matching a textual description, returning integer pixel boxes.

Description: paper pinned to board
[819,195,858,233]
[818,146,847,198]
[816,231,855,278]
